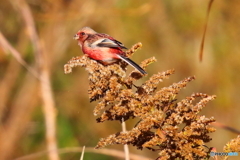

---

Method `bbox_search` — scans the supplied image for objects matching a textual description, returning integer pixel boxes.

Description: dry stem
[9,0,59,159]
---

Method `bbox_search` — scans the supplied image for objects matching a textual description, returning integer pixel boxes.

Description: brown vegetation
[0,0,240,159]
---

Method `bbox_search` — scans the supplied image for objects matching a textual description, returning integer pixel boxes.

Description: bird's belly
[83,47,121,64]
[98,58,119,65]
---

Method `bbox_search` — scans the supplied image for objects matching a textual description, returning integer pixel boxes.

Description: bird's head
[74,27,97,46]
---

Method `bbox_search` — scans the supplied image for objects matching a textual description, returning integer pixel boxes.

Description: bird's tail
[117,55,147,75]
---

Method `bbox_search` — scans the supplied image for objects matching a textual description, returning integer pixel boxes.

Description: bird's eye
[80,32,86,36]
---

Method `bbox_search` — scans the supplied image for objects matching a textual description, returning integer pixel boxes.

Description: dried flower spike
[65,42,216,159]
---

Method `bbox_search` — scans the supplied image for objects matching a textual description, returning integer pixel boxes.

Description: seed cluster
[64,43,216,159]
[224,135,240,154]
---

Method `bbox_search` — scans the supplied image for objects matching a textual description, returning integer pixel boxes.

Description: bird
[73,27,147,75]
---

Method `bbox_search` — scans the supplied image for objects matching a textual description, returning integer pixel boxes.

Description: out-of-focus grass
[0,0,240,159]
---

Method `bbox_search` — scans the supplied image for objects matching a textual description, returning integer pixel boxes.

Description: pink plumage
[74,27,147,74]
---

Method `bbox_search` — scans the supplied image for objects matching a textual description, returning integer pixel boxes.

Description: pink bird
[73,27,147,74]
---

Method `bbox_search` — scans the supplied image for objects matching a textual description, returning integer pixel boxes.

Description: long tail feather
[117,55,147,75]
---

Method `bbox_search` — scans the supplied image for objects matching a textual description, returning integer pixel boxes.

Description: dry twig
[15,147,150,160]
[9,0,59,159]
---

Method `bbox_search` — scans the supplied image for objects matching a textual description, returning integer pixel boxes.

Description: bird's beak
[73,34,79,40]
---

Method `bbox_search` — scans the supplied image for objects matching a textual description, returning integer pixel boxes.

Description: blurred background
[0,0,240,159]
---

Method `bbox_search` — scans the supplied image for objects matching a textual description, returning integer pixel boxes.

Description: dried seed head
[65,42,216,159]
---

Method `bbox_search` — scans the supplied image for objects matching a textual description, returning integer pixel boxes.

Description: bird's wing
[117,54,147,75]
[91,33,127,49]
[96,38,127,49]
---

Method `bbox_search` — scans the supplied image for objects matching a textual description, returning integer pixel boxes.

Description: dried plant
[224,135,240,152]
[223,135,240,159]
[64,43,216,159]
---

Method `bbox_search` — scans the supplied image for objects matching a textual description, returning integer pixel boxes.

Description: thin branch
[199,0,214,61]
[122,118,130,160]
[213,122,240,134]
[10,0,59,160]
[0,31,39,79]
[15,147,150,160]
[79,146,85,160]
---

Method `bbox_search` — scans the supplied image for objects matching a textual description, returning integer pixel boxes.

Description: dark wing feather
[117,55,147,75]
